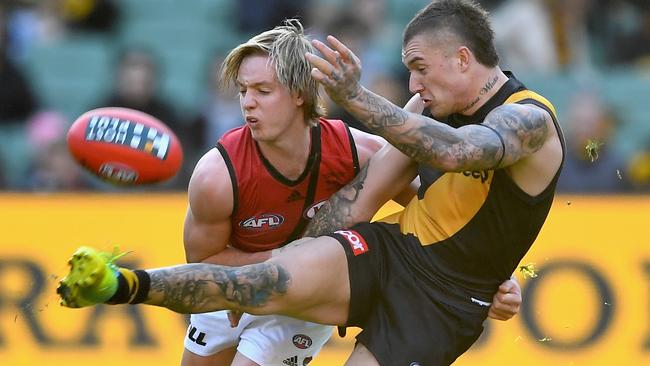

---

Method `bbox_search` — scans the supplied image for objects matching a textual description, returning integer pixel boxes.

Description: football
[67,107,183,185]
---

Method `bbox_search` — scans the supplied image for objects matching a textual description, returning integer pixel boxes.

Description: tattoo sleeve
[144,262,290,314]
[484,104,549,167]
[340,88,548,171]
[302,161,370,237]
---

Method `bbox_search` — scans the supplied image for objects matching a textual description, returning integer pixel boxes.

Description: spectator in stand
[628,139,650,192]
[24,110,92,191]
[96,48,188,188]
[0,4,38,124]
[491,0,559,74]
[235,0,310,35]
[603,2,650,68]
[319,9,403,133]
[4,0,66,62]
[491,0,596,74]
[557,90,630,193]
[60,0,120,34]
[185,54,242,171]
[99,48,177,128]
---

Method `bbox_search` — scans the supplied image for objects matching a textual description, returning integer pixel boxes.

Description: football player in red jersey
[181,19,386,366]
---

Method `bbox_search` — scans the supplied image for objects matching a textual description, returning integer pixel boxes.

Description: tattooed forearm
[336,87,409,130]
[389,124,504,170]
[303,161,370,237]
[341,88,548,171]
[335,88,475,169]
[145,263,290,314]
[342,87,504,170]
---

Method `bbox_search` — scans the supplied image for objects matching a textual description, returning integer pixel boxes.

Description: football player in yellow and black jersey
[57,1,554,365]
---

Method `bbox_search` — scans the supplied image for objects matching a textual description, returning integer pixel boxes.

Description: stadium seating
[9,0,650,189]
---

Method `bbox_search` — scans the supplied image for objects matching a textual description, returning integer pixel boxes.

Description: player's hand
[227,310,243,328]
[306,35,363,105]
[488,278,521,321]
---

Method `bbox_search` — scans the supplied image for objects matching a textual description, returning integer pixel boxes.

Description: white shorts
[184,310,334,366]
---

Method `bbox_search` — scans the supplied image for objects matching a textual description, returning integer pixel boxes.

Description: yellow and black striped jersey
[381,73,564,305]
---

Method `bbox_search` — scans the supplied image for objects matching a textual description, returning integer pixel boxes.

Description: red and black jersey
[216,118,359,252]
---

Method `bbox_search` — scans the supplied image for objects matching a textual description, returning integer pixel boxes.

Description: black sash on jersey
[281,128,322,246]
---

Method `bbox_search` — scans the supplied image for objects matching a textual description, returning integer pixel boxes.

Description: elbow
[434,157,463,172]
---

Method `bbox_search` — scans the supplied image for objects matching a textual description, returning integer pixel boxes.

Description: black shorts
[328,222,487,366]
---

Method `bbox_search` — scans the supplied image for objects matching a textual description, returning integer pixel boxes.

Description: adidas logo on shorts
[283,355,298,366]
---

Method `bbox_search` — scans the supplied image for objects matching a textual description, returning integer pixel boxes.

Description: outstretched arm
[306,36,551,172]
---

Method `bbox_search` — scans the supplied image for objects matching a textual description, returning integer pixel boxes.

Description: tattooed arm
[306,36,551,172]
[338,93,550,172]
[303,143,417,237]
[302,93,424,238]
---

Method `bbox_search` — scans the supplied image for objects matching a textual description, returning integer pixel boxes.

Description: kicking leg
[58,236,351,326]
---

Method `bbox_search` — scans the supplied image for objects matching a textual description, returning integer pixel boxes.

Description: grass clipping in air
[518,263,538,278]
[585,139,603,162]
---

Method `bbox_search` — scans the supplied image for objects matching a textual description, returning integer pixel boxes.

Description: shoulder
[348,127,387,165]
[349,127,385,147]
[188,148,234,220]
[219,125,247,145]
[484,103,554,149]
[482,102,562,171]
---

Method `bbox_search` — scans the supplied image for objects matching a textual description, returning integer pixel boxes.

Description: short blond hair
[221,19,325,124]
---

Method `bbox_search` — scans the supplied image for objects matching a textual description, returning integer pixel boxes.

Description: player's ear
[457,46,470,72]
[294,92,305,107]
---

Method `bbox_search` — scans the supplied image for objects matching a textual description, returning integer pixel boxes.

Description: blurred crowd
[0,0,649,193]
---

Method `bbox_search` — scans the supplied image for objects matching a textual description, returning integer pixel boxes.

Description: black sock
[106,269,151,304]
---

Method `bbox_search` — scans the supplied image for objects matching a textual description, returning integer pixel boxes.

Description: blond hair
[221,19,325,124]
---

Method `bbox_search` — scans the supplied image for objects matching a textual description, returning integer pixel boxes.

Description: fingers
[403,93,425,114]
[305,52,335,79]
[488,291,521,321]
[498,280,514,293]
[306,36,360,82]
[490,278,522,321]
[227,310,243,328]
[326,35,359,64]
[312,39,340,67]
[498,278,521,294]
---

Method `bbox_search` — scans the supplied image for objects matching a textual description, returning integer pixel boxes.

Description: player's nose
[241,91,256,109]
[409,74,424,95]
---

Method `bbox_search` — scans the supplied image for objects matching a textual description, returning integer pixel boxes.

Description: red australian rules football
[67,107,183,185]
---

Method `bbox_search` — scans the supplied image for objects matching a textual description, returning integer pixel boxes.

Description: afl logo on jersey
[304,200,327,219]
[239,214,285,230]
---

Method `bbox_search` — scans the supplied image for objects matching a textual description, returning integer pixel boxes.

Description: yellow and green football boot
[57,246,128,308]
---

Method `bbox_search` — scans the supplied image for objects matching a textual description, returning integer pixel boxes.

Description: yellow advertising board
[0,194,648,366]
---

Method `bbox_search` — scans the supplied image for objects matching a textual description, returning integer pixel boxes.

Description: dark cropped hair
[403,0,499,67]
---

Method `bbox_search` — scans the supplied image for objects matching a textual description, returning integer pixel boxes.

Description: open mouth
[245,116,259,124]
